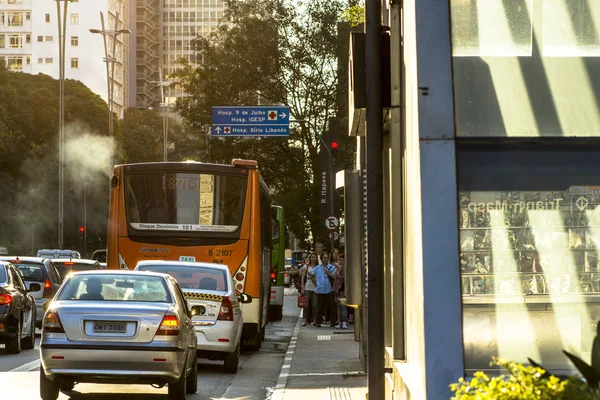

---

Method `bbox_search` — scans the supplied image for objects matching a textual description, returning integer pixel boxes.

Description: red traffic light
[331,141,339,149]
[270,273,276,279]
[79,226,85,233]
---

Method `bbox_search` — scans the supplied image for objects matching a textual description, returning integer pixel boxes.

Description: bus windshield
[125,172,247,233]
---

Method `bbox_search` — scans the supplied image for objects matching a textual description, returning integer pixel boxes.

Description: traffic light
[328,117,340,154]
[78,226,85,249]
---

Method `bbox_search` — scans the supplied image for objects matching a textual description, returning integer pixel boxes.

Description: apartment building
[133,0,226,109]
[0,0,129,118]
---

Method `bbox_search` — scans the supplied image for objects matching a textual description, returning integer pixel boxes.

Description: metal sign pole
[56,0,70,249]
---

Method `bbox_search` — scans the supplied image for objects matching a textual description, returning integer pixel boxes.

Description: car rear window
[54,263,101,280]
[0,266,6,283]
[137,265,228,291]
[57,274,172,303]
[11,262,46,282]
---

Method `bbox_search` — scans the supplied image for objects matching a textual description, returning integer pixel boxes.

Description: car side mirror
[28,283,42,292]
[239,293,252,304]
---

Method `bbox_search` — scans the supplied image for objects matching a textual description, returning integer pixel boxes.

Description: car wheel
[223,343,240,374]
[185,356,198,394]
[5,317,21,354]
[40,365,59,400]
[168,359,187,400]
[22,311,36,350]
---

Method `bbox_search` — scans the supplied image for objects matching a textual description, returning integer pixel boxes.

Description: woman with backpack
[300,252,319,326]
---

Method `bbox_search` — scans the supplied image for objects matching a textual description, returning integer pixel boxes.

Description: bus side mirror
[239,293,252,304]
[190,305,204,317]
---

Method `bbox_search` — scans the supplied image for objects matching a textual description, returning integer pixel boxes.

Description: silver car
[135,260,252,373]
[39,270,198,400]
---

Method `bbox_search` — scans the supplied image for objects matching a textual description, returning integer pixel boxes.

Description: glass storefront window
[451,0,532,57]
[459,148,600,374]
[450,0,600,137]
[460,188,600,297]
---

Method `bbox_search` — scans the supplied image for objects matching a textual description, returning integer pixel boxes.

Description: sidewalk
[272,306,368,400]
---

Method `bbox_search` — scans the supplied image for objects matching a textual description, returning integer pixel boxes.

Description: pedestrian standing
[331,248,340,266]
[312,252,337,327]
[300,252,319,326]
[333,253,348,329]
[314,240,325,264]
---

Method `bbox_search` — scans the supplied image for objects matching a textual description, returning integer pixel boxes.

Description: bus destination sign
[211,106,290,137]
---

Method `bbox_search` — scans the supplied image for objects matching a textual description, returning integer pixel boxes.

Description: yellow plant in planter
[449,358,596,399]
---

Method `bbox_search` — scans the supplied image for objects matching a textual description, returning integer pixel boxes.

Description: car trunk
[55,301,172,342]
[182,289,226,325]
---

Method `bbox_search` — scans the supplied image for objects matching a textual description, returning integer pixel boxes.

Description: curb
[271,310,303,400]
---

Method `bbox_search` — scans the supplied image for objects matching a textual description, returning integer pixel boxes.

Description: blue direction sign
[211,106,290,136]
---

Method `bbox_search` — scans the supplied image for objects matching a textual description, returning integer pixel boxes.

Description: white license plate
[93,322,126,333]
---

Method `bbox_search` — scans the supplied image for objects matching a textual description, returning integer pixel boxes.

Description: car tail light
[0,294,12,305]
[157,314,180,336]
[42,279,52,298]
[43,311,64,333]
[217,296,233,322]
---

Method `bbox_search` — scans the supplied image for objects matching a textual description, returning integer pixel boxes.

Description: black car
[0,257,62,328]
[0,261,39,353]
[51,259,103,281]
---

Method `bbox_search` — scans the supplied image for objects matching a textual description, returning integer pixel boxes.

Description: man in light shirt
[311,252,337,327]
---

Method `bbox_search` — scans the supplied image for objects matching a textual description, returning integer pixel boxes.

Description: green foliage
[527,323,600,394]
[0,71,112,254]
[340,2,365,27]
[121,107,166,163]
[450,358,595,400]
[174,0,350,247]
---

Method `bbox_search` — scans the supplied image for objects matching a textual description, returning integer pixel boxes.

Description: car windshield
[54,263,101,280]
[57,274,172,302]
[11,262,45,282]
[137,265,228,291]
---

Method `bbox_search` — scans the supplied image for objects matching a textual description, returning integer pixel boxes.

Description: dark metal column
[365,0,384,398]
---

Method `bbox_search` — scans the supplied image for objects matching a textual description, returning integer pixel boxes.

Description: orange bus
[106,159,272,349]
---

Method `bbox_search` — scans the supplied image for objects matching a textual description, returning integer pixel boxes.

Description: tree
[121,108,166,163]
[0,69,114,255]
[121,107,204,163]
[175,0,351,247]
[340,1,365,27]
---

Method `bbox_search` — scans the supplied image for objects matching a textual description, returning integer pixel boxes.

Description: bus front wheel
[242,324,262,351]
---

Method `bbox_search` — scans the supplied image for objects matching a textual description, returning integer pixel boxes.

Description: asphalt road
[0,291,300,399]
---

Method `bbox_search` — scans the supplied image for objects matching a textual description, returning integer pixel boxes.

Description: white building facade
[0,0,129,117]
[133,0,227,109]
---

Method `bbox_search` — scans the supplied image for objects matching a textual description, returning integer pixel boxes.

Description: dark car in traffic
[51,259,103,281]
[0,257,62,328]
[0,261,39,353]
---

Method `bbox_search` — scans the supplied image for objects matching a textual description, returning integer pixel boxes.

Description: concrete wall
[385,0,464,398]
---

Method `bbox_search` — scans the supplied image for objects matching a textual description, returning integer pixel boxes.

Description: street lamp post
[291,119,335,249]
[89,12,130,174]
[56,0,71,249]
[150,69,172,162]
